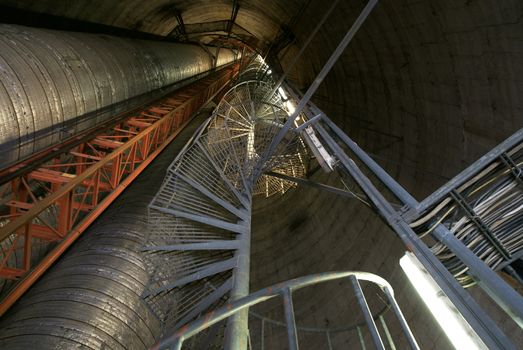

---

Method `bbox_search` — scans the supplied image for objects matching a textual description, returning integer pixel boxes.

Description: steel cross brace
[500,152,523,186]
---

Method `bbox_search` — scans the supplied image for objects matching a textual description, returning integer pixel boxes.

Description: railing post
[357,326,367,350]
[382,287,420,350]
[224,212,252,350]
[260,318,265,350]
[378,315,396,350]
[283,288,299,350]
[172,338,183,350]
[349,275,385,350]
[326,331,333,350]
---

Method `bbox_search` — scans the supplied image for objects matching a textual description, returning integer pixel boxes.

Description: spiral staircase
[142,58,309,339]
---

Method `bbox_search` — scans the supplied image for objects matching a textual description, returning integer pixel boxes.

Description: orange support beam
[0,63,240,315]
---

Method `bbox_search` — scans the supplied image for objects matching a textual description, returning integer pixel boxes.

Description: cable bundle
[411,144,523,287]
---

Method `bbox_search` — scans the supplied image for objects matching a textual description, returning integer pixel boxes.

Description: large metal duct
[0,24,237,166]
[0,112,209,350]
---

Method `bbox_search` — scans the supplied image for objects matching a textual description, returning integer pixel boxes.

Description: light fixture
[278,86,288,100]
[285,101,295,114]
[399,252,488,350]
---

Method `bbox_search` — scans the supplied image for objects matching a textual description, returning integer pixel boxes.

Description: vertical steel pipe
[224,213,253,350]
[283,288,299,350]
[382,287,420,350]
[349,276,385,350]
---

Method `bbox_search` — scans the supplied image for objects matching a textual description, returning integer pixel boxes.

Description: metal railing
[151,271,419,350]
[248,302,392,350]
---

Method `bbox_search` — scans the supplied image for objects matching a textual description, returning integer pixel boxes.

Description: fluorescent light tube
[400,252,487,350]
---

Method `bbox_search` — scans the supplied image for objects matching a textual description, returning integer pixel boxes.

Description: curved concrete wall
[0,24,236,166]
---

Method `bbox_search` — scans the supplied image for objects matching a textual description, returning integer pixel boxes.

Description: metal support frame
[226,0,239,37]
[319,115,418,209]
[0,64,240,315]
[500,152,523,186]
[450,190,511,260]
[293,114,323,133]
[167,19,261,53]
[311,120,517,349]
[317,113,523,328]
[174,10,187,41]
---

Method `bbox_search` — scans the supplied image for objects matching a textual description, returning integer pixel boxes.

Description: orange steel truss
[0,63,240,315]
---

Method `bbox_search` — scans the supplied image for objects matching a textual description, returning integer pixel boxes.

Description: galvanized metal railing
[151,271,420,350]
[248,308,394,350]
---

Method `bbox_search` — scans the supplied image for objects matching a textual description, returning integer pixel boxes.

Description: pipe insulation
[0,24,237,167]
[0,112,210,350]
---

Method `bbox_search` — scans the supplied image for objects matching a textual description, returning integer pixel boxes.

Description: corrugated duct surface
[0,112,209,350]
[0,24,236,167]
